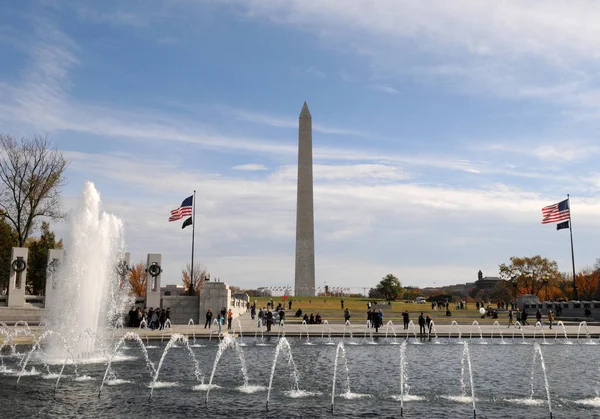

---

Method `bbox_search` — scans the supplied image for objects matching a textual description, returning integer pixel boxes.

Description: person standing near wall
[204,309,213,329]
[227,309,233,330]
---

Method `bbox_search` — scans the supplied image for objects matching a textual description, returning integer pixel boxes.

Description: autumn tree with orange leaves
[128,262,146,297]
[182,263,207,296]
[575,268,600,300]
[498,255,562,298]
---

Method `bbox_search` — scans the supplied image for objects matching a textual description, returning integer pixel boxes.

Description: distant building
[475,270,505,291]
[161,284,186,296]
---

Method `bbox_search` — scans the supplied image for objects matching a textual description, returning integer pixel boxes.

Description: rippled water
[1,337,600,418]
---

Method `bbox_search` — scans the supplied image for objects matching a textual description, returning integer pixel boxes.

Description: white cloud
[371,85,399,95]
[274,164,411,182]
[231,0,600,109]
[232,163,268,171]
[305,66,326,78]
[479,142,600,162]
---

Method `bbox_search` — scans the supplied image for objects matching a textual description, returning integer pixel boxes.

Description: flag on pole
[169,196,193,221]
[541,199,570,224]
[556,220,569,230]
[182,216,193,229]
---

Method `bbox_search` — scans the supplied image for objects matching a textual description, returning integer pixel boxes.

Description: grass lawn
[249,296,504,325]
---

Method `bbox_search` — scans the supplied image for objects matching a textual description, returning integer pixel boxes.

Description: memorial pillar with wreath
[8,247,28,307]
[145,253,162,308]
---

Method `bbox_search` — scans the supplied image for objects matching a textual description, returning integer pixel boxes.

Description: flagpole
[567,194,579,300]
[190,190,196,296]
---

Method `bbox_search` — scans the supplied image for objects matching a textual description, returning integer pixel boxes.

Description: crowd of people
[506,307,556,329]
[127,306,171,330]
[123,297,587,338]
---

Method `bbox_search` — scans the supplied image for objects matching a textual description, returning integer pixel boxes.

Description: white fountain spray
[529,343,553,418]
[342,320,354,343]
[449,320,462,342]
[554,321,570,344]
[266,337,301,409]
[149,334,202,399]
[577,321,592,344]
[205,334,253,403]
[469,321,484,344]
[321,320,334,344]
[331,341,351,412]
[399,340,408,416]
[44,182,130,358]
[99,332,155,396]
[460,342,477,418]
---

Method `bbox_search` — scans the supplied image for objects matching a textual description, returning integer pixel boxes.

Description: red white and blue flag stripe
[169,195,193,221]
[541,199,570,224]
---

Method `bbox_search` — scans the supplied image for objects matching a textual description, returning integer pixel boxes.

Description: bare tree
[0,135,68,246]
[182,262,207,295]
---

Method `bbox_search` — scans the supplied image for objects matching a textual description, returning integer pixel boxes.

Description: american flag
[541,199,570,224]
[169,195,193,221]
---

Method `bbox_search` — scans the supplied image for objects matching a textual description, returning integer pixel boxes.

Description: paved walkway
[3,313,600,344]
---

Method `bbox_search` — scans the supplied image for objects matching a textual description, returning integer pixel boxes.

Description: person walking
[266,309,273,332]
[507,310,514,328]
[341,299,344,309]
[521,309,529,326]
[227,309,233,330]
[257,307,264,328]
[344,308,351,323]
[278,308,285,326]
[373,310,381,333]
[216,313,223,335]
[418,312,426,336]
[159,309,166,330]
[402,310,410,330]
[425,314,432,337]
[536,309,542,327]
[548,310,554,329]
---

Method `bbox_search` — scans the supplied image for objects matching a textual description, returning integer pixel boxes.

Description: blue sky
[1,1,600,292]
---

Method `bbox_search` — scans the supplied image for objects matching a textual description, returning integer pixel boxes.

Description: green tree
[498,255,561,297]
[374,273,404,301]
[368,287,384,299]
[0,135,68,246]
[0,215,18,292]
[26,222,62,295]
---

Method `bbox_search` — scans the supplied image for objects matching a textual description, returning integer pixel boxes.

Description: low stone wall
[522,301,600,319]
[0,306,45,324]
[161,296,200,325]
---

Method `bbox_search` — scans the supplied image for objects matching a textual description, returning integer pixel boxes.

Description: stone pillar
[145,253,162,308]
[200,282,231,317]
[45,249,64,297]
[8,247,28,307]
[294,102,316,297]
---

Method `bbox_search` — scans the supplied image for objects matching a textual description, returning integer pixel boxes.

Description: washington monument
[294,102,315,297]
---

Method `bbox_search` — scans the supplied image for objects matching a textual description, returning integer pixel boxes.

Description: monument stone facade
[294,102,316,296]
